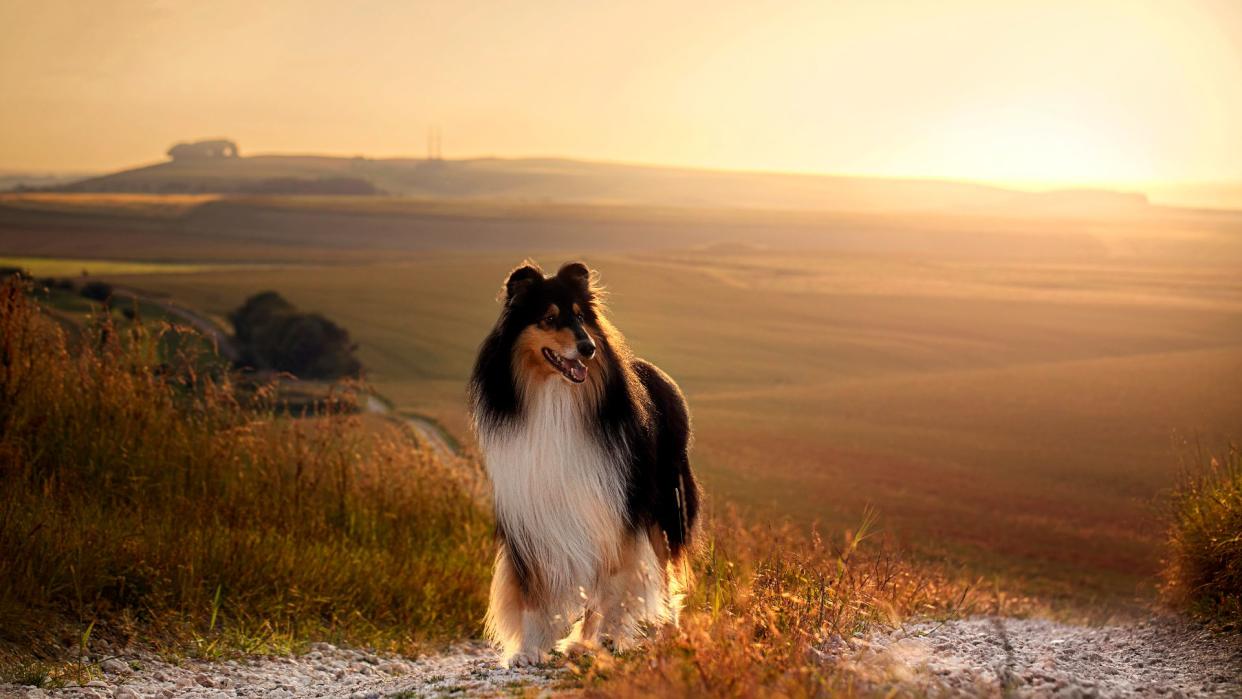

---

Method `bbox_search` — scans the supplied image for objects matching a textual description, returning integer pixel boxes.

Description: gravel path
[5,616,1240,697]
[849,616,1242,697]
[2,642,562,699]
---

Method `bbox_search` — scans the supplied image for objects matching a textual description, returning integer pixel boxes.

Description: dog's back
[630,358,699,562]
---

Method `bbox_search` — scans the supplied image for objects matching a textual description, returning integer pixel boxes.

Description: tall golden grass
[583,510,1014,697]
[0,279,491,679]
[1163,444,1242,624]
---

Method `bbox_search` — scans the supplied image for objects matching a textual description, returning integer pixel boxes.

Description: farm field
[4,193,1240,607]
[0,255,261,277]
[106,255,1241,602]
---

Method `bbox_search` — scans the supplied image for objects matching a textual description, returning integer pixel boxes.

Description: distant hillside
[0,170,98,192]
[55,154,1150,216]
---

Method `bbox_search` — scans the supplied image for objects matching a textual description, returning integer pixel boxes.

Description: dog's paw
[600,633,640,654]
[559,640,599,658]
[504,648,544,668]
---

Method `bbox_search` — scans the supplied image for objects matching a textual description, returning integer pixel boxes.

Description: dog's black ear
[557,261,591,291]
[504,262,543,303]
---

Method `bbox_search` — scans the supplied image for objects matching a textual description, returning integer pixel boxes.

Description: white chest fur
[479,381,627,599]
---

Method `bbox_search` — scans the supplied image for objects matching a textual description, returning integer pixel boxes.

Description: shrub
[1163,444,1242,624]
[263,312,361,378]
[230,291,295,345]
[230,291,361,379]
[78,280,113,302]
[0,279,490,669]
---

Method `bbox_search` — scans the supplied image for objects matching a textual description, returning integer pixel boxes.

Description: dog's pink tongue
[568,359,587,383]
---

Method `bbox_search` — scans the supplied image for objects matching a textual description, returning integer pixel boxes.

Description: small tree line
[230,291,361,380]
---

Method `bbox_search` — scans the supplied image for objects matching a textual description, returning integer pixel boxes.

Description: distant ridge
[53,153,1150,215]
[0,170,99,191]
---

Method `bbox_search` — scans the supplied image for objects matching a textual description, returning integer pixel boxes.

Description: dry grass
[1162,443,1242,624]
[582,509,1023,697]
[0,279,492,683]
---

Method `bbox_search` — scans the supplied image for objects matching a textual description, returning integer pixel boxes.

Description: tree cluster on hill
[230,291,362,379]
[167,138,239,160]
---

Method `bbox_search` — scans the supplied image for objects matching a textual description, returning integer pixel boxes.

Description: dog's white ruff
[478,379,670,664]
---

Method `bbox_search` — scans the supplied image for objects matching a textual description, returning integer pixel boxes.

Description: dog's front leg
[558,605,602,657]
[509,607,559,667]
[486,544,562,667]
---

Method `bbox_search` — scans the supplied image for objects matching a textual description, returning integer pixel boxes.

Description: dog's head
[501,260,601,385]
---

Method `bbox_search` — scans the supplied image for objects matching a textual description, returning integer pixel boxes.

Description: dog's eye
[541,314,556,326]
[575,312,585,323]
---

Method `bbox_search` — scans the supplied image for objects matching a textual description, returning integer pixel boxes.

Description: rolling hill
[52,153,1150,216]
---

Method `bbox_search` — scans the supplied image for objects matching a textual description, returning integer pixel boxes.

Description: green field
[0,255,239,277]
[3,193,1240,608]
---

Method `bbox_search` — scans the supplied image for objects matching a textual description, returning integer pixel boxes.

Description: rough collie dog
[469,260,700,667]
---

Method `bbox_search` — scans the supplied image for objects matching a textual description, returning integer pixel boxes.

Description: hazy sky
[2,0,1240,186]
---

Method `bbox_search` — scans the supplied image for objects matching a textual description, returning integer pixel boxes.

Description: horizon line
[5,151,1242,196]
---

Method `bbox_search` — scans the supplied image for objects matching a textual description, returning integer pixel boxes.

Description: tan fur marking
[513,326,562,381]
[514,324,603,395]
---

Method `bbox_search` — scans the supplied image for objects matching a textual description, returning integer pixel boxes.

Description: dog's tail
[669,468,699,561]
[666,469,698,625]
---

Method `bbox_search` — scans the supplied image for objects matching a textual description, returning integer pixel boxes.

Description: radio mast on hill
[427,126,443,161]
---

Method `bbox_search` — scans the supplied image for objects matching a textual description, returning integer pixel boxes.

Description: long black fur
[470,260,700,564]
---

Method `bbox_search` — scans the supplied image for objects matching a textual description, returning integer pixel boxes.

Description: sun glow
[905,105,1148,185]
[0,0,1239,195]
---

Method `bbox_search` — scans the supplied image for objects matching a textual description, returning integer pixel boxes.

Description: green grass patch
[0,256,222,277]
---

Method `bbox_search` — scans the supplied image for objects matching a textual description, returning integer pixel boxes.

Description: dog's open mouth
[542,347,587,383]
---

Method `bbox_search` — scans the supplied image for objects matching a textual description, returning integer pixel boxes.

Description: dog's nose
[577,339,596,359]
